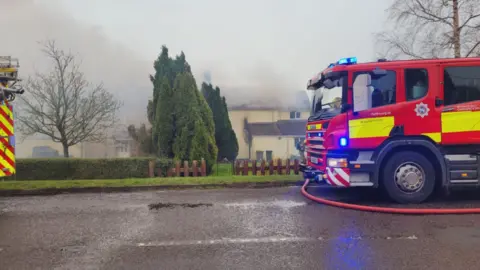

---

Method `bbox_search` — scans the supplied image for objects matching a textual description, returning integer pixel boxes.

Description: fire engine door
[347,69,400,149]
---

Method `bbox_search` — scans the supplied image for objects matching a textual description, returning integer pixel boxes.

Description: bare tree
[17,40,122,157]
[376,0,480,59]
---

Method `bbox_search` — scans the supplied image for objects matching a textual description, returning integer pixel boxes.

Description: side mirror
[305,89,315,106]
[435,97,444,107]
[323,79,335,89]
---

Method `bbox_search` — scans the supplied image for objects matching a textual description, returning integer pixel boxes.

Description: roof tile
[247,119,306,137]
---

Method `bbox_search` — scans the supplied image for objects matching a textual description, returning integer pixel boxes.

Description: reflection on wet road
[1,186,480,270]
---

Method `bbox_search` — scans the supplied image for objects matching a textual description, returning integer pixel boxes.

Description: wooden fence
[148,160,207,177]
[234,159,300,175]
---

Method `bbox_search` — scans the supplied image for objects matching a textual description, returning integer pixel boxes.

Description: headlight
[327,158,348,168]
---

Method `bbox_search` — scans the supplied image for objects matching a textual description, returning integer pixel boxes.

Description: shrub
[6,157,174,180]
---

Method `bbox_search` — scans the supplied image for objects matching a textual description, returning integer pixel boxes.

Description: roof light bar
[337,57,357,65]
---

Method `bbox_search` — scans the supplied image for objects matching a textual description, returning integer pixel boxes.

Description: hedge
[5,158,174,181]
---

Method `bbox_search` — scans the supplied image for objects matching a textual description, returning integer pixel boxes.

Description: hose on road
[301,178,480,215]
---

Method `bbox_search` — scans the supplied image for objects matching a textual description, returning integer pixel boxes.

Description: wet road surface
[1,185,480,270]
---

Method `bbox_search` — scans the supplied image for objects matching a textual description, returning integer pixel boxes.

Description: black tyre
[382,151,435,204]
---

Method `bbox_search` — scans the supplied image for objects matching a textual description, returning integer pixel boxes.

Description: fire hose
[301,178,480,215]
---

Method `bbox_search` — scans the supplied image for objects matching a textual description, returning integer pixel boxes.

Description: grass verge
[0,175,301,190]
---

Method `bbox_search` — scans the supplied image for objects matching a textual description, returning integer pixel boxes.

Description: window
[290,111,301,119]
[116,142,128,153]
[444,66,480,106]
[353,70,396,112]
[405,69,428,101]
[311,76,345,116]
[256,151,264,161]
[266,151,273,162]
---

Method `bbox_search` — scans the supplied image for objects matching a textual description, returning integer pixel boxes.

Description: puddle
[433,226,480,245]
[148,202,213,210]
[224,200,306,209]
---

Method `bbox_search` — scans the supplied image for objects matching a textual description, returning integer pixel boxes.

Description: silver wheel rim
[394,162,425,193]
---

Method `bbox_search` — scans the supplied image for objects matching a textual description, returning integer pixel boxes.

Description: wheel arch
[372,137,447,188]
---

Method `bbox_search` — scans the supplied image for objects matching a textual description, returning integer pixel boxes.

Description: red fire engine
[300,57,480,204]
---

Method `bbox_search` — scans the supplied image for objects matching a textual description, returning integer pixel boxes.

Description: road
[1,186,480,270]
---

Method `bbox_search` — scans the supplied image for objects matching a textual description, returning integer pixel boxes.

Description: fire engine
[0,56,25,178]
[300,57,480,204]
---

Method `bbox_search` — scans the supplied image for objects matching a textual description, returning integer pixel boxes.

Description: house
[110,126,137,158]
[228,91,310,160]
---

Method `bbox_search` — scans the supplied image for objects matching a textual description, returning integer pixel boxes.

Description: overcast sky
[3,0,393,124]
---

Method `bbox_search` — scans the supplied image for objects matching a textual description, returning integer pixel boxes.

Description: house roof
[276,120,308,136]
[112,127,134,141]
[247,119,307,137]
[247,122,281,136]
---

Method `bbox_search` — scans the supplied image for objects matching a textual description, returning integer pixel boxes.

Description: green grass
[0,175,301,190]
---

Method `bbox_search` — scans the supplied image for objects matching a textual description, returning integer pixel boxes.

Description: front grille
[308,151,324,166]
[307,131,324,148]
[306,129,326,167]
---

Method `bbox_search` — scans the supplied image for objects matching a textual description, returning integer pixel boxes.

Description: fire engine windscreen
[307,77,343,120]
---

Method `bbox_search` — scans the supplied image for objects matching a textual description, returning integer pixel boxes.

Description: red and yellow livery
[0,103,15,176]
[301,57,480,204]
[0,56,24,178]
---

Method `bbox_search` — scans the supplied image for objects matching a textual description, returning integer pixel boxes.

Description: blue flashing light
[308,132,322,138]
[339,137,348,147]
[337,57,357,65]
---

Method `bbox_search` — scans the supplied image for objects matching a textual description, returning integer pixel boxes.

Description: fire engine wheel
[382,151,435,204]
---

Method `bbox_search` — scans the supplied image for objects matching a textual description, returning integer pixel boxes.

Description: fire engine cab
[301,57,480,204]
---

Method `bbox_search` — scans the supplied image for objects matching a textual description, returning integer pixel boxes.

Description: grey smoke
[3,0,390,123]
[2,0,151,126]
[214,61,306,109]
[4,0,300,116]
[203,71,212,84]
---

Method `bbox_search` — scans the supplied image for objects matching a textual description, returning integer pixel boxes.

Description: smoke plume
[2,0,152,125]
[203,71,212,84]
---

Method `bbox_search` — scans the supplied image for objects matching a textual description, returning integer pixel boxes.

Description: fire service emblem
[414,102,430,118]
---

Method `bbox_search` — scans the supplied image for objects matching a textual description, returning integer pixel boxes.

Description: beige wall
[229,110,277,159]
[228,109,308,159]
[229,110,309,125]
[251,136,299,160]
[276,111,310,120]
